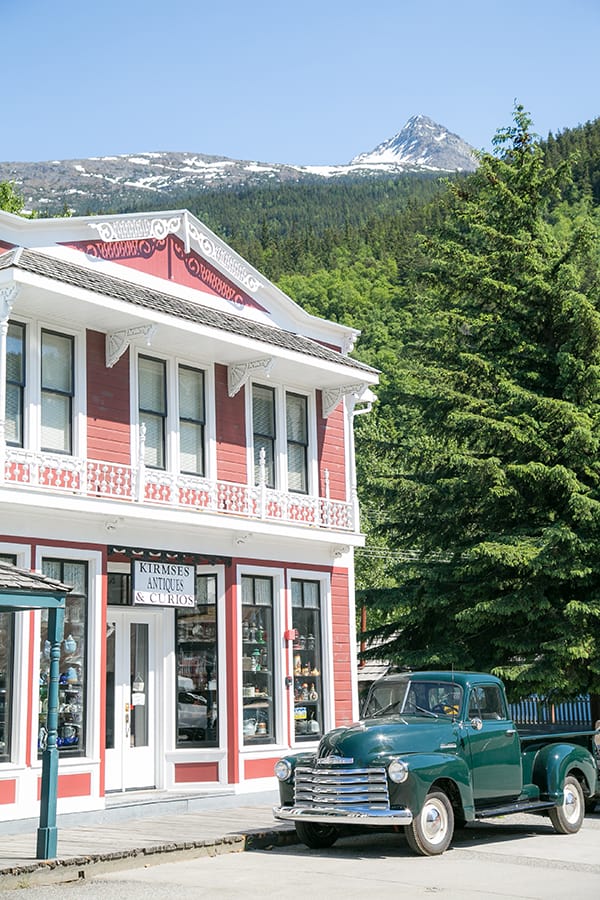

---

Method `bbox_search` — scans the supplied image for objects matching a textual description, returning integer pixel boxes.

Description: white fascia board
[9,266,377,388]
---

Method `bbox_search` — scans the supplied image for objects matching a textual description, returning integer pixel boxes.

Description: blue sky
[3,0,599,165]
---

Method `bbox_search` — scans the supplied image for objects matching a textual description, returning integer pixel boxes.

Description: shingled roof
[0,247,377,376]
[0,561,71,595]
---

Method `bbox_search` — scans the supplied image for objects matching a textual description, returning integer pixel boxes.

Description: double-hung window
[138,356,167,469]
[286,393,308,493]
[252,385,310,493]
[41,330,74,454]
[252,385,276,488]
[5,322,25,447]
[178,366,205,476]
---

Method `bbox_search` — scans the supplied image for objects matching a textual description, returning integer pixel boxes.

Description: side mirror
[470,717,483,731]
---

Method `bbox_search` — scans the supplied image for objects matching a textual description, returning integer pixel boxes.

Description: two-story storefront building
[0,207,378,822]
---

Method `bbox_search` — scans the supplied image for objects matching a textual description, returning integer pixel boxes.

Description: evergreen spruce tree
[360,106,600,708]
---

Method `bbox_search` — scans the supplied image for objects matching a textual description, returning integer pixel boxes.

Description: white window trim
[247,381,316,496]
[132,350,215,479]
[12,316,86,458]
[286,568,333,745]
[237,564,287,755]
[0,543,32,770]
[31,548,103,777]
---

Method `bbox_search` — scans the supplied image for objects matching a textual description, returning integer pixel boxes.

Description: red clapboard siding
[215,364,247,483]
[331,569,353,725]
[86,330,131,464]
[38,772,91,800]
[0,780,16,805]
[317,392,346,501]
[174,762,219,783]
[244,757,280,780]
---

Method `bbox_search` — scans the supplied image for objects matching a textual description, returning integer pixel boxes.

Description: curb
[0,827,299,891]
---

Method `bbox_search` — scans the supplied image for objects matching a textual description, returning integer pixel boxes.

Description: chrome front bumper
[273,804,413,827]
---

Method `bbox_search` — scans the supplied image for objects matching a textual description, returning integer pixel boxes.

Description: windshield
[364,678,463,719]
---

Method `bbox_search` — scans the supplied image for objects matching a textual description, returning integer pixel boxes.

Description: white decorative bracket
[0,284,19,323]
[322,382,369,418]
[106,324,157,368]
[184,212,262,294]
[227,357,274,397]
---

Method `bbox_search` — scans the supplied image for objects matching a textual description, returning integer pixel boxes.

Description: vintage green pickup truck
[273,671,600,855]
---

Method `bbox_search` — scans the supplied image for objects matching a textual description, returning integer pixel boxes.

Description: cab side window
[468,685,506,720]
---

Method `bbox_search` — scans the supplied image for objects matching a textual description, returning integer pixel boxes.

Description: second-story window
[252,385,275,488]
[286,393,308,493]
[179,366,205,476]
[41,330,74,454]
[6,322,25,447]
[139,356,166,469]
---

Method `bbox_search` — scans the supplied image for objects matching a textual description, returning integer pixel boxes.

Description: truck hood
[317,716,459,763]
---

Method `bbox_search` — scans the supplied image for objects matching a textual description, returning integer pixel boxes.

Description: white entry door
[105,609,158,792]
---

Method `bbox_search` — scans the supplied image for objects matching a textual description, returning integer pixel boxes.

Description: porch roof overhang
[0,561,70,611]
[0,248,379,398]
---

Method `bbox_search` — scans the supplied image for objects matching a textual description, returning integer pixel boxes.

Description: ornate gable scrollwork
[90,217,182,243]
[227,358,274,397]
[106,324,157,368]
[185,217,262,294]
[322,382,368,418]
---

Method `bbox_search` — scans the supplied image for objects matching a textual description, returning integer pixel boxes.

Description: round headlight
[275,759,293,781]
[388,759,409,784]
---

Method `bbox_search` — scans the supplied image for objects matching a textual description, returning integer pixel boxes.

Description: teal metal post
[36,606,65,859]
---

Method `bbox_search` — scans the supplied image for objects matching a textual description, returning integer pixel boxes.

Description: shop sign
[132,561,195,608]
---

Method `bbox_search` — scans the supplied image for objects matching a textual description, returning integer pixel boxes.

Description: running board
[474,799,554,818]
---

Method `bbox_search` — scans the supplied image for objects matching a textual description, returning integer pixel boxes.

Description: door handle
[505,728,516,735]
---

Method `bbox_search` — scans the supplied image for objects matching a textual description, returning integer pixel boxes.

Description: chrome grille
[294,765,389,809]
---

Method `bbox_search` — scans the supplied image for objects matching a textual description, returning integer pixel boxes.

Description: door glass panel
[105,621,116,750]
[241,576,274,744]
[130,623,149,747]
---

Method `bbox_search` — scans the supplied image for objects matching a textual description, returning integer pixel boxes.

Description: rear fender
[531,743,598,802]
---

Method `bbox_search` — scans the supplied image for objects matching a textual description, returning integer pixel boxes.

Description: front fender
[388,752,475,821]
[531,743,598,802]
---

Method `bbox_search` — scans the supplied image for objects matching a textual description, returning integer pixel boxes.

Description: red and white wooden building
[0,208,377,821]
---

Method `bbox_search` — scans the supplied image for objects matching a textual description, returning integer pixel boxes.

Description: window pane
[41,392,71,452]
[242,576,274,745]
[6,323,24,382]
[39,560,87,758]
[139,357,166,413]
[5,384,22,445]
[0,610,14,762]
[179,368,204,421]
[287,444,307,492]
[141,414,164,468]
[180,421,204,475]
[292,580,323,743]
[254,441,274,488]
[42,332,72,393]
[176,575,218,748]
[286,394,307,443]
[253,385,275,437]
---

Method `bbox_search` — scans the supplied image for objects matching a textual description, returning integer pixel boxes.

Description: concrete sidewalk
[0,790,297,890]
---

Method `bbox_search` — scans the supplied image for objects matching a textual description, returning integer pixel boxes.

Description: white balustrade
[4,447,354,532]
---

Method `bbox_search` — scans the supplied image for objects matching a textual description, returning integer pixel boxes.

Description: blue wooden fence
[510,695,592,727]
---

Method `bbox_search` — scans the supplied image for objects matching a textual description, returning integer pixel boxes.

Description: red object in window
[284,628,299,643]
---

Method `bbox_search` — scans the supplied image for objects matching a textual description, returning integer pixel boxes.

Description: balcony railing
[3,447,355,533]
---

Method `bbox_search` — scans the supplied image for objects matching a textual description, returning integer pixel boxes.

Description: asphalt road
[8,812,600,899]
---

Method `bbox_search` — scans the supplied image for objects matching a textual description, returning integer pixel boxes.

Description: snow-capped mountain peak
[350,115,477,172]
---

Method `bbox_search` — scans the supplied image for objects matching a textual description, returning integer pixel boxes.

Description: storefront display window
[0,554,16,762]
[175,574,218,747]
[241,576,274,744]
[39,560,87,756]
[291,579,323,741]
